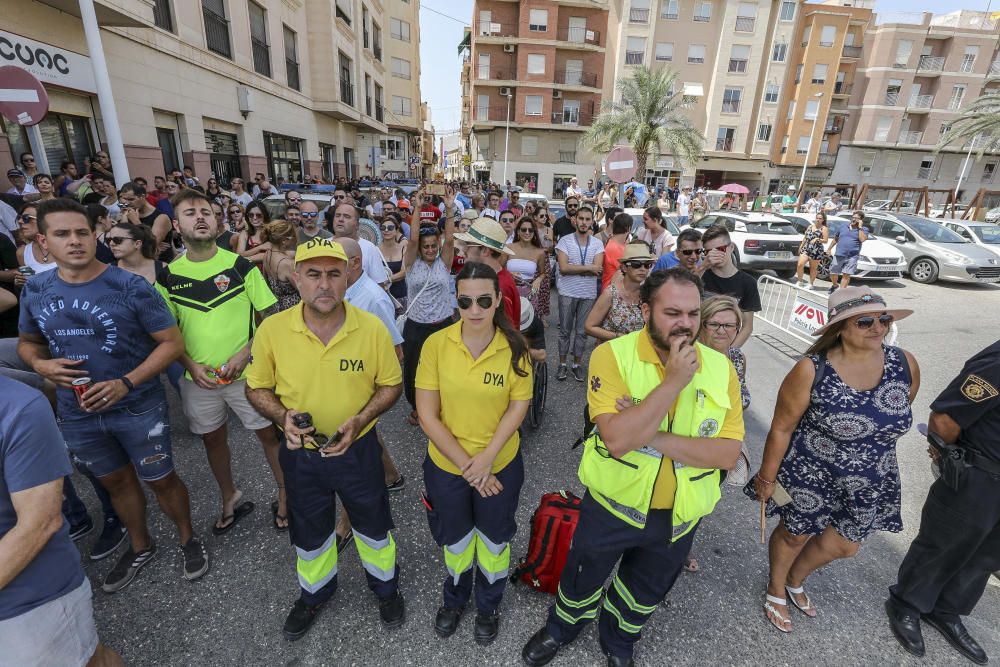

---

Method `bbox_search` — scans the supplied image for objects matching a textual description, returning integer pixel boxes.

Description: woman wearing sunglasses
[227,203,246,233]
[107,223,163,285]
[205,178,223,201]
[13,204,56,286]
[379,213,408,306]
[584,242,651,342]
[236,201,271,263]
[747,286,918,634]
[415,262,532,645]
[508,217,548,317]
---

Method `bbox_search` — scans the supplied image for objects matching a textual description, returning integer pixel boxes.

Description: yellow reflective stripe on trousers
[555,603,599,625]
[353,530,397,582]
[554,583,602,625]
[602,597,643,635]
[474,529,510,584]
[557,583,602,609]
[612,576,656,615]
[444,529,476,584]
[296,531,338,593]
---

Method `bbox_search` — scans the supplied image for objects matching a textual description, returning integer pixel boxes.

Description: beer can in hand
[215,364,233,385]
[71,377,93,406]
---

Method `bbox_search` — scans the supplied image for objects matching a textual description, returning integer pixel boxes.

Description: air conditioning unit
[503,44,516,53]
[552,90,563,99]
[499,86,512,96]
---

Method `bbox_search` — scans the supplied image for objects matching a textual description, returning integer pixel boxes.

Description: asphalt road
[74,275,1000,667]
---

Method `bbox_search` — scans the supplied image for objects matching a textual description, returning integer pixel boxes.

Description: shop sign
[0,30,96,93]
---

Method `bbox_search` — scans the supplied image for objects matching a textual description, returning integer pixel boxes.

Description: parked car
[624,208,681,240]
[929,204,968,219]
[686,211,802,274]
[261,190,335,221]
[940,220,1000,260]
[864,212,1000,284]
[863,200,916,213]
[985,206,1000,223]
[780,213,907,280]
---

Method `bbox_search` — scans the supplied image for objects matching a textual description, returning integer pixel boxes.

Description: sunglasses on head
[106,235,135,245]
[419,226,439,237]
[457,295,494,310]
[623,260,654,269]
[855,313,894,329]
[679,248,705,256]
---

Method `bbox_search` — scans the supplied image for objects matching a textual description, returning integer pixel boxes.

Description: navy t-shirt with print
[0,377,82,621]
[18,265,176,418]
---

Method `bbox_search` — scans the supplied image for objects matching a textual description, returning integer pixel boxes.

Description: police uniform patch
[960,374,998,403]
[698,418,719,437]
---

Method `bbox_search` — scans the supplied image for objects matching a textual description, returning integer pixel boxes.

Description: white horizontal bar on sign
[0,89,40,103]
[608,160,635,170]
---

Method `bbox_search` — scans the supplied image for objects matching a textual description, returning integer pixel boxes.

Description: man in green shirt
[781,185,799,214]
[157,190,287,534]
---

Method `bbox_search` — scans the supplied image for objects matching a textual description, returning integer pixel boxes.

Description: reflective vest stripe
[353,530,398,582]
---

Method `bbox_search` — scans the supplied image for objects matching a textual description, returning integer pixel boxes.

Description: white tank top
[507,257,537,281]
[23,242,57,274]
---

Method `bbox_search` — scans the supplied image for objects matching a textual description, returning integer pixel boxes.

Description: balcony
[556,26,602,46]
[899,131,923,145]
[735,16,755,32]
[833,82,853,96]
[559,150,577,163]
[884,92,900,106]
[629,7,650,23]
[842,45,862,59]
[817,153,837,168]
[340,82,354,107]
[625,51,645,65]
[824,121,843,134]
[917,55,945,72]
[551,110,593,126]
[908,94,934,110]
[555,70,598,87]
[715,137,735,152]
[477,68,516,82]
[917,166,932,179]
[475,106,511,122]
[948,98,966,111]
[475,21,517,38]
[694,12,710,21]
[989,61,1000,78]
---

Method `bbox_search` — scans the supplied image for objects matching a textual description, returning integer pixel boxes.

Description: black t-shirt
[930,340,1000,460]
[0,234,19,337]
[702,270,762,312]
[553,216,574,242]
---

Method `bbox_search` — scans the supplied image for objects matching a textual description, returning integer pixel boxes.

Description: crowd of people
[0,159,997,667]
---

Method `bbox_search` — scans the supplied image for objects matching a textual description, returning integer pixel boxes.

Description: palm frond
[937,91,1000,157]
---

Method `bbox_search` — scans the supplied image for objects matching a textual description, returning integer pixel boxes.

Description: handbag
[395,271,433,333]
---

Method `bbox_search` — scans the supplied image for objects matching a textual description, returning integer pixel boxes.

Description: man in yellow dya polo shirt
[522,267,744,667]
[245,238,405,641]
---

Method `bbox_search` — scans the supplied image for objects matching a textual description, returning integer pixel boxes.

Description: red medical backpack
[511,490,582,594]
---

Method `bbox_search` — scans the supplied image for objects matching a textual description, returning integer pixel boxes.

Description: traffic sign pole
[26,125,49,174]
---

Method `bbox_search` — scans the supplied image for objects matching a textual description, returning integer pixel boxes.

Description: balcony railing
[899,131,923,145]
[908,94,933,109]
[735,16,755,32]
[661,9,679,19]
[917,166,932,179]
[824,122,843,134]
[842,45,862,58]
[555,69,598,86]
[340,82,354,106]
[694,13,710,21]
[475,106,512,122]
[969,134,991,149]
[817,153,837,167]
[917,55,945,71]
[625,51,644,65]
[833,82,853,95]
[629,7,650,23]
[559,150,577,163]
[479,68,516,81]
[556,26,601,45]
[715,137,735,152]
[551,111,593,126]
[375,104,384,122]
[884,92,900,106]
[475,21,517,38]
[990,61,1000,77]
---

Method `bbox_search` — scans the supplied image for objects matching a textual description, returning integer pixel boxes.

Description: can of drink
[214,364,233,385]
[17,266,34,276]
[71,377,93,406]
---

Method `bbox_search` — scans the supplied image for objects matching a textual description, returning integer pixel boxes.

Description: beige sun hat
[454,217,516,255]
[621,243,655,263]
[811,286,913,336]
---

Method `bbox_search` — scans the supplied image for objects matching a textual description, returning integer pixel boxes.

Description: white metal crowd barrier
[755,275,898,350]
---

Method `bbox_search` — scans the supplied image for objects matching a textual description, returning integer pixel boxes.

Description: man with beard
[327,201,394,286]
[522,268,744,667]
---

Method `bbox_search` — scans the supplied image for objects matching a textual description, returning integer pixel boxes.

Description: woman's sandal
[270,500,288,532]
[406,410,420,426]
[683,557,700,573]
[785,585,817,618]
[764,594,792,633]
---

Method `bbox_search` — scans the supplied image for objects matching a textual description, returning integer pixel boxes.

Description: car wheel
[816,255,832,280]
[908,258,939,284]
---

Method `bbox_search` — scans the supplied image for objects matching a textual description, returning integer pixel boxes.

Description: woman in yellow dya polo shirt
[415,261,533,646]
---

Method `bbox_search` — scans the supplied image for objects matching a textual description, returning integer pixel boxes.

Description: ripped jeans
[59,392,174,482]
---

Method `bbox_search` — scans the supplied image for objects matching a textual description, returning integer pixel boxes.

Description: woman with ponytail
[415,261,532,646]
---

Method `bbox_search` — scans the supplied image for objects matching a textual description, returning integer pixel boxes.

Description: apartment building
[467,0,610,197]
[830,10,1000,197]
[609,0,801,190]
[1,0,423,185]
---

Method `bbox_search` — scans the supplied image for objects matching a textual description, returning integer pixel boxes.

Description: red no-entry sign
[0,66,49,127]
[604,146,637,183]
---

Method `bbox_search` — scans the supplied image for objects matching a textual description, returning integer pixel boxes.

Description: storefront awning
[457,32,471,54]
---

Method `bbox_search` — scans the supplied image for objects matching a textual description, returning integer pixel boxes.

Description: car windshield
[896,215,967,243]
[972,225,1000,244]
[746,221,799,234]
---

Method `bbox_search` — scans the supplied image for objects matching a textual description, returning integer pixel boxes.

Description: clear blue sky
[418,0,984,140]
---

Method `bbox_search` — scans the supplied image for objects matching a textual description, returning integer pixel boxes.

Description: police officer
[245,238,405,640]
[521,268,745,667]
[886,340,1000,665]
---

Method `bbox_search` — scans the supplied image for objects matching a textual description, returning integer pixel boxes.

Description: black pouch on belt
[928,430,969,491]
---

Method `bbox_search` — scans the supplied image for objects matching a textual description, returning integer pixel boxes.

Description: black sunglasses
[457,295,494,310]
[518,227,534,234]
[106,235,135,245]
[17,214,37,223]
[301,212,319,218]
[381,225,396,231]
[855,314,894,329]
[679,248,705,256]
[623,260,654,269]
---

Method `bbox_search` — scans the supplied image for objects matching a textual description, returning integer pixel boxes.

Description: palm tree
[937,91,1000,155]
[582,67,703,177]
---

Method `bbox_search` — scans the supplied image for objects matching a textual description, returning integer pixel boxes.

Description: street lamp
[502,90,513,190]
[798,92,824,197]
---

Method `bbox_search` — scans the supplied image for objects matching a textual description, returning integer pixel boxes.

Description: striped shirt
[556,233,604,299]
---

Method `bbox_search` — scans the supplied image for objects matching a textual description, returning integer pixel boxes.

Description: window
[626,37,646,65]
[819,25,835,47]
[655,42,674,61]
[392,57,412,79]
[787,100,795,120]
[343,147,355,178]
[339,51,354,106]
[883,152,901,178]
[729,45,750,73]
[283,26,300,91]
[894,40,912,68]
[805,100,819,120]
[529,9,548,31]
[157,128,180,173]
[983,162,996,183]
[527,54,546,75]
[320,144,337,181]
[885,79,902,105]
[716,127,736,151]
[380,139,403,160]
[781,136,789,154]
[694,1,711,21]
[362,6,370,48]
[765,83,780,103]
[795,64,802,83]
[662,0,679,20]
[756,123,772,142]
[772,43,787,62]
[949,85,966,111]
[801,25,811,46]
[476,94,490,120]
[392,95,412,116]
[202,0,232,59]
[961,45,979,73]
[874,117,892,142]
[736,2,756,31]
[249,2,271,77]
[373,23,382,60]
[796,136,810,154]
[722,87,742,113]
[779,1,795,21]
[478,10,492,35]
[630,0,651,23]
[153,0,174,31]
[521,135,538,156]
[364,74,372,116]
[859,150,876,174]
[374,84,383,122]
[564,59,584,84]
[390,18,410,41]
[559,138,577,163]
[688,44,706,64]
[811,63,828,84]
[525,95,543,116]
[335,0,351,24]
[264,132,303,182]
[477,53,490,80]
[917,156,934,179]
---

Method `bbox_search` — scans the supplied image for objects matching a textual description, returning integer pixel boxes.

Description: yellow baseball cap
[293,237,348,264]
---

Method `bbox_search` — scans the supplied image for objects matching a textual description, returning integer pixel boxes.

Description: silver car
[865,213,1000,284]
[941,220,1000,260]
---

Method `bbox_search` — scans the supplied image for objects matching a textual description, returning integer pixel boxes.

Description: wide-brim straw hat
[811,286,913,336]
[621,243,655,263]
[454,217,515,255]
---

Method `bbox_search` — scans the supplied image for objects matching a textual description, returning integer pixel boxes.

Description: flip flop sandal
[406,411,420,426]
[336,528,354,554]
[785,585,817,618]
[212,500,255,536]
[684,557,700,573]
[270,500,289,532]
[764,594,792,633]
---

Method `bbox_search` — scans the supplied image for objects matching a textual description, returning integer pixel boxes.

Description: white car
[781,214,907,280]
[985,206,1000,223]
[863,199,915,213]
[941,220,1000,260]
[929,204,968,219]
[687,211,803,275]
